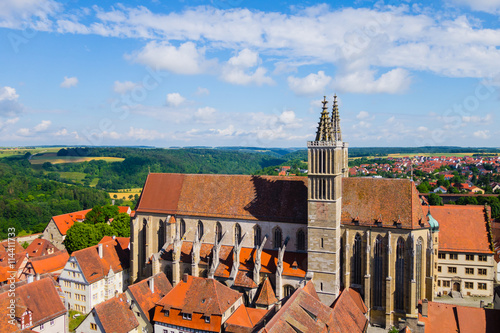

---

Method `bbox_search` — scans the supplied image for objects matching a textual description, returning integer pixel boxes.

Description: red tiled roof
[430,205,493,254]
[25,239,58,258]
[137,174,427,229]
[346,288,368,314]
[330,288,368,332]
[0,240,24,254]
[255,277,277,306]
[127,272,172,321]
[99,236,130,251]
[51,209,92,235]
[93,293,139,333]
[225,304,268,333]
[29,250,69,275]
[72,237,130,284]
[154,275,242,332]
[0,266,9,284]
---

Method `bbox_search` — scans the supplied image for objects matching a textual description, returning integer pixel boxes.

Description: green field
[0,147,60,158]
[30,153,124,164]
[58,172,87,182]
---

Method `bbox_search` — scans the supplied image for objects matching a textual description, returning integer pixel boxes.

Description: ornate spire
[331,94,342,142]
[315,96,333,141]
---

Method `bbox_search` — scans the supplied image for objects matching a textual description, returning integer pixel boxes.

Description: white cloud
[114,81,139,94]
[473,129,490,139]
[195,106,216,122]
[0,0,60,29]
[221,49,274,86]
[0,86,18,101]
[166,93,186,106]
[334,68,411,94]
[288,71,332,96]
[34,120,51,131]
[129,41,213,75]
[17,119,51,136]
[356,111,370,120]
[449,0,500,13]
[195,87,210,96]
[60,76,78,88]
[0,86,22,116]
[227,49,259,68]
[127,127,165,140]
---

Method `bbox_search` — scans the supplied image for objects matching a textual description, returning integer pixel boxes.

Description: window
[284,285,295,297]
[197,221,204,241]
[320,238,324,248]
[443,280,451,287]
[235,224,242,245]
[182,313,192,320]
[180,219,186,239]
[466,255,474,261]
[449,254,458,260]
[395,237,405,311]
[253,225,261,247]
[465,268,474,275]
[448,267,457,274]
[416,237,423,306]
[50,320,55,326]
[204,316,210,323]
[71,262,77,269]
[478,283,487,290]
[438,252,446,259]
[437,266,442,273]
[465,282,474,289]
[93,293,97,301]
[164,310,169,317]
[478,268,487,275]
[216,222,223,243]
[478,255,487,262]
[352,234,362,286]
[158,219,166,251]
[373,236,384,307]
[39,324,44,331]
[297,230,306,251]
[273,227,282,249]
[437,280,441,287]
[91,323,97,330]
[64,291,71,299]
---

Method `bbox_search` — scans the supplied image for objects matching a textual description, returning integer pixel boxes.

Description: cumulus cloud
[449,0,500,13]
[166,93,186,106]
[0,86,23,116]
[288,71,332,96]
[34,120,51,131]
[17,119,51,136]
[195,87,210,96]
[114,81,139,94]
[356,111,370,120]
[0,0,60,29]
[221,49,274,86]
[473,129,490,139]
[195,106,216,123]
[334,68,411,94]
[60,76,78,88]
[127,127,165,140]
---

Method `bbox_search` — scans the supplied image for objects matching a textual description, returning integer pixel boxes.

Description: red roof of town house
[429,205,493,254]
[27,250,69,275]
[99,236,130,251]
[72,237,130,284]
[346,288,368,314]
[0,240,24,254]
[154,275,242,333]
[418,301,500,333]
[127,272,172,321]
[255,277,278,307]
[25,239,58,258]
[51,209,92,235]
[92,293,139,333]
[0,277,67,331]
[225,304,268,333]
[0,266,9,284]
[330,288,368,332]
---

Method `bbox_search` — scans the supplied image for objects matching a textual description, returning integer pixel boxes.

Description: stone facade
[42,219,65,250]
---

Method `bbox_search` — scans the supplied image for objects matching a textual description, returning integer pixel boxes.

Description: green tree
[85,205,119,224]
[95,223,115,241]
[64,223,97,253]
[417,182,430,193]
[428,193,443,206]
[110,213,131,237]
[21,241,29,249]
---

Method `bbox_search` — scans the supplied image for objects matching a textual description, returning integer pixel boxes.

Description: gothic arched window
[254,225,261,247]
[395,237,405,311]
[216,222,222,243]
[297,230,306,251]
[284,285,295,297]
[158,219,165,252]
[416,237,423,305]
[373,235,384,307]
[352,233,362,286]
[197,221,204,241]
[235,224,242,245]
[274,227,282,249]
[179,219,186,239]
[141,219,147,268]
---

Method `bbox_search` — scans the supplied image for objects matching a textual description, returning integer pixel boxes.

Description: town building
[0,276,68,333]
[25,238,59,258]
[152,274,243,333]
[20,250,69,281]
[75,293,139,333]
[59,236,130,313]
[125,272,172,333]
[130,96,439,328]
[430,205,495,297]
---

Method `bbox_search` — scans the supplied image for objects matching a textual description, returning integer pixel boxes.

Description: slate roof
[93,293,139,333]
[137,174,427,229]
[430,205,493,254]
[72,237,130,284]
[127,272,172,321]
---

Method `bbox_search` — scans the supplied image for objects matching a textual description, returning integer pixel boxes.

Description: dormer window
[205,316,210,323]
[182,313,192,320]
[164,310,169,317]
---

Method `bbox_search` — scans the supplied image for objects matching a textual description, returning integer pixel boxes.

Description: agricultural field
[29,153,124,164]
[0,147,60,158]
[108,188,142,200]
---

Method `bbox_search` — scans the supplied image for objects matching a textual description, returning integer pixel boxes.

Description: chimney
[149,278,154,293]
[36,273,40,281]
[98,243,103,259]
[421,299,428,317]
[183,273,189,283]
[27,274,34,284]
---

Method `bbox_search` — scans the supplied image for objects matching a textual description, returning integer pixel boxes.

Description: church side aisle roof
[137,173,428,229]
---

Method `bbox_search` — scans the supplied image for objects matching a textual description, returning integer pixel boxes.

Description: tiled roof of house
[346,288,368,314]
[225,305,268,333]
[51,209,92,235]
[0,240,24,254]
[99,236,130,251]
[429,205,493,254]
[127,272,172,321]
[25,239,58,258]
[0,277,67,330]
[418,301,500,333]
[72,237,130,284]
[137,174,427,229]
[330,288,368,332]
[154,275,242,332]
[93,293,139,333]
[255,277,278,307]
[0,266,9,284]
[29,250,69,275]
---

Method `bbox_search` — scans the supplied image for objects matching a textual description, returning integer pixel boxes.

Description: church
[130,96,438,328]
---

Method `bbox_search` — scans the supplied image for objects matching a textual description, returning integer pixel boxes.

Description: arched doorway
[453,282,460,292]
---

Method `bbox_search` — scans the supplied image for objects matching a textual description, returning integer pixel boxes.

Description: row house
[59,236,130,313]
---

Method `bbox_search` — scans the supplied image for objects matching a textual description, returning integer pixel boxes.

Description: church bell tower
[307,95,348,305]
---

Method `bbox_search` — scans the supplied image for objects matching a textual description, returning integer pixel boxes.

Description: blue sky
[1,0,500,148]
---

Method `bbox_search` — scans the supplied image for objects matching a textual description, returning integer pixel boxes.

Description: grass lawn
[89,178,99,187]
[68,310,87,332]
[58,172,87,182]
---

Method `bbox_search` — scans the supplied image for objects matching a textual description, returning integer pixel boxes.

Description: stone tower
[307,95,348,305]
